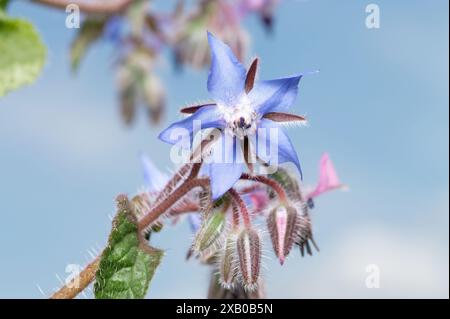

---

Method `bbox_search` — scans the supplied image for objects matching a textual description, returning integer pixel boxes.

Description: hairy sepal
[236,227,262,291]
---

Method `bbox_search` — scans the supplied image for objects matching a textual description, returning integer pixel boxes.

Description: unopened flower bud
[143,75,165,124]
[193,211,226,254]
[218,231,238,288]
[116,64,136,125]
[297,211,319,257]
[198,189,212,214]
[236,227,262,291]
[267,205,300,265]
[268,168,304,202]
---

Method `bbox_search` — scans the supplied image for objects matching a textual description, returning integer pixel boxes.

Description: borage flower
[159,32,311,199]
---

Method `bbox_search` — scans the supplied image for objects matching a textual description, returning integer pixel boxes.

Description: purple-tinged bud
[267,205,300,265]
[236,227,262,291]
[218,231,239,288]
[193,211,227,254]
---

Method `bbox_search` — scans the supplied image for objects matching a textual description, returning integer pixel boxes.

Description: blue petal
[207,32,246,106]
[249,75,302,115]
[104,16,124,43]
[140,153,168,192]
[256,119,303,179]
[159,105,225,145]
[207,134,245,199]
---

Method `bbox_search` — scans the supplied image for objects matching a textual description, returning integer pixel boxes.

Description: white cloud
[267,223,449,298]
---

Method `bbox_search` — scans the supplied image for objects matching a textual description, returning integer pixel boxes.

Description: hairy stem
[228,188,251,227]
[231,201,240,228]
[139,178,209,231]
[152,137,211,204]
[50,256,100,299]
[51,177,209,299]
[166,201,200,218]
[187,162,202,180]
[241,173,288,204]
[32,0,133,14]
[153,163,193,204]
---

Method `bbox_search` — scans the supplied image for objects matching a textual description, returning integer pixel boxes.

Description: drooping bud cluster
[185,168,322,293]
[173,0,249,69]
[116,50,165,125]
[188,190,264,291]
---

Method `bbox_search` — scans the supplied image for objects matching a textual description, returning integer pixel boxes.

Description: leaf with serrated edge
[94,195,163,299]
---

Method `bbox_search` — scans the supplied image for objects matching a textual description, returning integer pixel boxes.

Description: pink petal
[249,189,269,213]
[307,153,344,199]
[275,208,287,265]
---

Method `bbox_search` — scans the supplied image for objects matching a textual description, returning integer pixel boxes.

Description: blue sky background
[0,0,448,298]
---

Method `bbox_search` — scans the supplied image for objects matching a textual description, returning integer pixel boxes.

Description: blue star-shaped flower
[159,32,309,199]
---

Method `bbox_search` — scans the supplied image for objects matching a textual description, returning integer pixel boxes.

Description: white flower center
[218,95,257,140]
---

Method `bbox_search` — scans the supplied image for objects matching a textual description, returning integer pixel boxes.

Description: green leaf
[94,195,164,299]
[70,17,106,72]
[0,0,10,10]
[0,12,46,96]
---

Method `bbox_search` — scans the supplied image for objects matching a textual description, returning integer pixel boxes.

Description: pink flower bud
[267,205,300,265]
[236,227,262,291]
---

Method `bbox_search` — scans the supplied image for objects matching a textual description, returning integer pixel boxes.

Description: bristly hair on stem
[228,188,251,227]
[139,177,210,231]
[240,173,289,204]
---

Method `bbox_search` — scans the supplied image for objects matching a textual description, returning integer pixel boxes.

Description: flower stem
[241,173,288,204]
[138,177,209,231]
[50,177,209,299]
[228,188,251,227]
[153,138,208,205]
[153,163,193,204]
[32,0,133,14]
[231,201,240,228]
[50,256,100,299]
